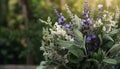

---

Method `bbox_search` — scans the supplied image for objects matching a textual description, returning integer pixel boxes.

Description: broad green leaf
[92,49,105,62]
[103,59,117,64]
[68,46,84,58]
[56,40,76,48]
[103,34,114,42]
[73,29,83,42]
[68,53,80,63]
[97,49,105,62]
[74,15,82,29]
[108,44,120,53]
[109,29,120,36]
[93,52,98,59]
[103,41,114,49]
[86,59,99,64]
[114,57,120,64]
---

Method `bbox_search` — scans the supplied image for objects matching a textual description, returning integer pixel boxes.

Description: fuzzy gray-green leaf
[68,46,84,58]
[103,59,117,64]
[73,29,83,42]
[103,34,114,42]
[108,44,120,53]
[109,29,120,36]
[56,40,75,48]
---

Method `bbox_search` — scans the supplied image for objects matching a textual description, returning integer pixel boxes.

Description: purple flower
[58,13,66,25]
[83,25,89,30]
[64,24,71,28]
[82,11,89,18]
[112,66,115,69]
[86,36,91,43]
[54,8,66,25]
[91,33,97,39]
[87,18,92,25]
[81,19,86,25]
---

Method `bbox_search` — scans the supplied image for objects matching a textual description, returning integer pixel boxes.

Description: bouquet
[37,1,120,69]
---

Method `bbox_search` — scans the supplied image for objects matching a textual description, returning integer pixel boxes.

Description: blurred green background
[0,0,120,65]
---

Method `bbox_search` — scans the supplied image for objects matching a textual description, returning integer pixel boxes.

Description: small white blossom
[98,4,103,9]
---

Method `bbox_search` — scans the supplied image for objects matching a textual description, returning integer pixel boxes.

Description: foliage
[0,0,120,65]
[38,2,120,69]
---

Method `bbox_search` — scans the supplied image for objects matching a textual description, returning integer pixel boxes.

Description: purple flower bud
[64,24,71,28]
[83,25,89,30]
[92,33,97,39]
[82,11,89,18]
[85,14,89,18]
[58,13,66,25]
[86,36,91,43]
[112,66,115,69]
[87,18,92,25]
[81,19,86,25]
[82,2,89,19]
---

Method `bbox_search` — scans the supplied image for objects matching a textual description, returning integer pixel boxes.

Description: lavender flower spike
[82,2,89,19]
[54,8,60,17]
[58,13,66,25]
[84,2,88,13]
[64,24,71,28]
[87,18,92,25]
[54,8,66,25]
[86,36,91,43]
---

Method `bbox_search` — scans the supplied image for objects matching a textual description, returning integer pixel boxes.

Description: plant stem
[98,64,101,69]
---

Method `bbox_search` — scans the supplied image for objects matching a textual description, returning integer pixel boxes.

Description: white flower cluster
[94,19,103,28]
[94,6,120,33]
[50,22,74,41]
[102,9,119,33]
[98,4,103,9]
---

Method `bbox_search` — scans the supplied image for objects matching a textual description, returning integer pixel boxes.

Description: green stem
[98,64,101,69]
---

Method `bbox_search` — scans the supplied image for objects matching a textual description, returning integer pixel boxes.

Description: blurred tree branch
[0,0,8,26]
[19,0,34,65]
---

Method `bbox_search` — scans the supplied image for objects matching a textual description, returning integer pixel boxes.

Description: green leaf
[68,46,84,58]
[86,59,99,64]
[56,40,76,48]
[107,44,120,53]
[92,49,105,62]
[73,29,83,42]
[102,41,114,49]
[109,29,120,36]
[114,57,120,64]
[98,49,105,62]
[68,53,80,63]
[103,59,117,64]
[98,34,102,46]
[74,15,82,29]
[103,34,114,42]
